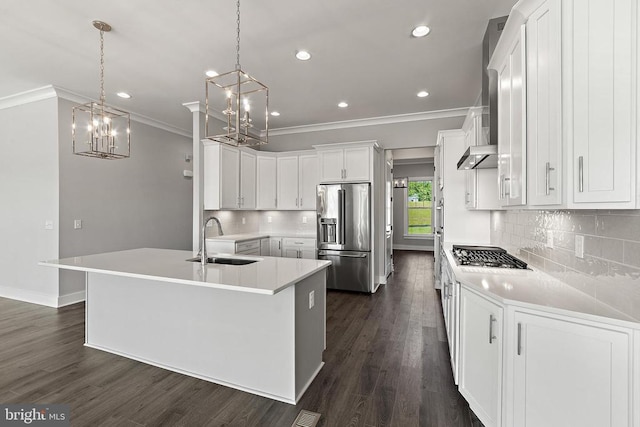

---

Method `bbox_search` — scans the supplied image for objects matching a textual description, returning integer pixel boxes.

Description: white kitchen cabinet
[459,286,503,427]
[203,142,256,210]
[282,237,316,259]
[256,154,277,210]
[269,237,282,257]
[566,0,636,207]
[259,238,269,256]
[276,154,318,210]
[316,143,373,183]
[492,24,527,208]
[239,151,256,209]
[526,0,562,206]
[508,310,632,427]
[440,255,459,384]
[462,108,499,210]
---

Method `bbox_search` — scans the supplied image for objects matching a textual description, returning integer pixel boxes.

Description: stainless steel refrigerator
[317,183,371,293]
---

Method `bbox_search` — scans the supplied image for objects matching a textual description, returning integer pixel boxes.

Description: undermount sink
[187,257,258,265]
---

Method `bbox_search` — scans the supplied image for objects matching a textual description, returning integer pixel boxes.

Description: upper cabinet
[566,0,636,207]
[256,154,277,210]
[203,142,255,210]
[491,24,527,207]
[316,142,376,183]
[491,0,638,209]
[276,153,318,210]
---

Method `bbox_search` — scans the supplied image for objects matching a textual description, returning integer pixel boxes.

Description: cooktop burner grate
[452,245,528,269]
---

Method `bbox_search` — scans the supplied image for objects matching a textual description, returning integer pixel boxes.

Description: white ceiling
[0,0,516,134]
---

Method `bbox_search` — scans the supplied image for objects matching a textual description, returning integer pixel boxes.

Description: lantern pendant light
[72,20,131,159]
[205,0,269,146]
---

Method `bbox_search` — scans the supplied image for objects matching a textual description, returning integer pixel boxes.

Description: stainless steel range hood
[457,145,498,169]
[457,16,507,171]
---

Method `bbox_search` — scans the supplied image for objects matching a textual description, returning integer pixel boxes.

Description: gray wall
[0,98,60,305]
[264,116,464,151]
[58,98,193,297]
[392,162,434,251]
[491,210,640,320]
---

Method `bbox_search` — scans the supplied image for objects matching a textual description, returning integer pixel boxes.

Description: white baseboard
[0,285,58,307]
[393,244,434,251]
[58,290,86,307]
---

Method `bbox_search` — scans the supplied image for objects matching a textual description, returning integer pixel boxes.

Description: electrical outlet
[302,216,308,224]
[242,217,246,225]
[74,219,82,230]
[575,234,584,259]
[309,290,315,309]
[546,231,554,248]
[267,216,272,223]
[44,220,54,230]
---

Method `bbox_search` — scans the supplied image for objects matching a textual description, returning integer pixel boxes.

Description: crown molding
[265,106,470,137]
[0,85,192,138]
[182,101,205,114]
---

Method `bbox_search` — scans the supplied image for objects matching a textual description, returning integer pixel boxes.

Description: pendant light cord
[235,0,241,70]
[99,29,105,107]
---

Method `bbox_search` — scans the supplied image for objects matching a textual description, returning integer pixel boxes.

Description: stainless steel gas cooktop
[451,245,528,269]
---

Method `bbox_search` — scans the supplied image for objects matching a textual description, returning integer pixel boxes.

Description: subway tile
[572,255,609,277]
[584,236,624,263]
[623,240,640,269]
[553,269,597,298]
[528,253,545,269]
[596,215,640,242]
[544,258,566,274]
[554,231,575,251]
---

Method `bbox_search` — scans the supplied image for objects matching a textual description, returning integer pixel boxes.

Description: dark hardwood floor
[0,251,475,426]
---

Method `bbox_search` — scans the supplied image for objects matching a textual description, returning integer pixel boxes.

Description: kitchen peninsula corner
[40,248,331,404]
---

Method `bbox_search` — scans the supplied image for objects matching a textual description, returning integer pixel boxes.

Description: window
[405,178,433,237]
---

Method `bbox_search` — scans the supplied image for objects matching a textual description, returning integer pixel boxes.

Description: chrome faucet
[200,216,224,266]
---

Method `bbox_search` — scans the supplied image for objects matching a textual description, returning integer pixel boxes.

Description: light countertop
[206,232,316,243]
[40,248,330,295]
[443,243,640,326]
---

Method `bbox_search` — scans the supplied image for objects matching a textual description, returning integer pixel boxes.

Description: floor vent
[292,410,321,427]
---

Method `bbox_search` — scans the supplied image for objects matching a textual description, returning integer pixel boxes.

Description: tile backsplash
[491,210,640,320]
[203,210,316,237]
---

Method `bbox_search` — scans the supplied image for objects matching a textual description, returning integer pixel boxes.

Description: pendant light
[72,21,131,159]
[205,0,269,146]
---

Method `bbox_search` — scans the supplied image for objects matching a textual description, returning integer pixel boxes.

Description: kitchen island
[40,248,331,404]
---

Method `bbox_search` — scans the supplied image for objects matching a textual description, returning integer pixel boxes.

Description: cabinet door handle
[503,177,510,197]
[295,197,299,207]
[489,314,497,344]
[517,322,522,355]
[278,241,281,250]
[578,156,584,192]
[499,174,504,199]
[300,197,302,207]
[545,162,555,195]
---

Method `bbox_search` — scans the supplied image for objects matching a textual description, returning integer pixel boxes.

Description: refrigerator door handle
[337,189,346,245]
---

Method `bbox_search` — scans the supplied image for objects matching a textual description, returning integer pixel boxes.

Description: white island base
[84,269,326,404]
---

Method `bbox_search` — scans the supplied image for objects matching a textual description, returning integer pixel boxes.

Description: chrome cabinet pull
[578,156,584,192]
[489,314,497,344]
[295,197,299,207]
[503,177,510,197]
[300,197,302,207]
[545,162,555,195]
[517,322,522,355]
[499,174,504,199]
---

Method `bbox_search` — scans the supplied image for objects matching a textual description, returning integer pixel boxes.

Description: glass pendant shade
[72,102,130,159]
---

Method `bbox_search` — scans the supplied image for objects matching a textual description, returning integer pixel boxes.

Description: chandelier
[205,0,269,146]
[72,21,131,159]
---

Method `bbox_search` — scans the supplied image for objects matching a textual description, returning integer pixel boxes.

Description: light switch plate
[267,216,272,223]
[309,290,315,309]
[575,234,584,258]
[74,219,82,229]
[44,220,54,230]
[242,217,246,225]
[302,216,308,224]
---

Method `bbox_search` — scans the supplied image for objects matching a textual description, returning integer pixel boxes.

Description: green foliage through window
[407,180,432,235]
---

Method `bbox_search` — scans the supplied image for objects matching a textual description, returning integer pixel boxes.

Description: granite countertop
[443,243,640,326]
[40,248,330,295]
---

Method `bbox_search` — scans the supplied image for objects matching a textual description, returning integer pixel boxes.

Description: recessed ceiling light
[295,50,311,61]
[338,101,348,108]
[116,92,131,99]
[205,70,219,77]
[417,91,429,98]
[412,25,431,38]
[270,111,280,116]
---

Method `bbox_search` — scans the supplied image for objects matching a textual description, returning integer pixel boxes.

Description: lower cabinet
[269,238,282,257]
[507,310,633,427]
[459,287,503,427]
[282,238,316,259]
